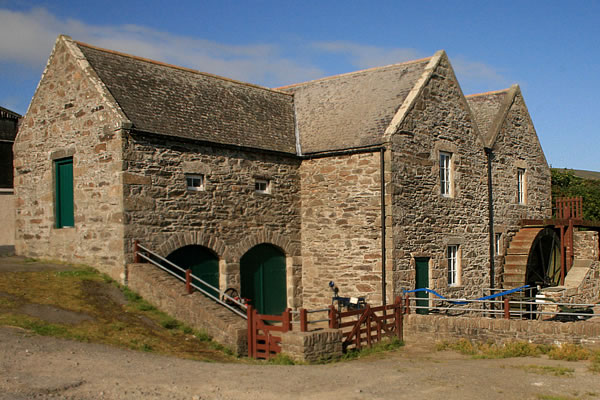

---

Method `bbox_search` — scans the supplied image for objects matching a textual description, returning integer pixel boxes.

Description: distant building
[0,106,20,189]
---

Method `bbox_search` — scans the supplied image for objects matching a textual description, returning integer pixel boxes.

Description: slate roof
[278,58,431,154]
[76,42,297,154]
[465,89,509,145]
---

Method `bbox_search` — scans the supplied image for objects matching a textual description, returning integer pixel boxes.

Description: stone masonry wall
[122,133,302,308]
[404,314,600,347]
[127,263,247,355]
[574,230,599,261]
[391,54,490,300]
[300,152,384,308]
[13,37,127,279]
[490,91,552,284]
[0,192,15,246]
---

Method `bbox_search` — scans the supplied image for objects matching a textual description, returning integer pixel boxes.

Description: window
[439,152,452,197]
[55,157,74,228]
[186,174,204,191]
[255,178,271,194]
[495,233,502,256]
[517,168,526,204]
[447,245,459,286]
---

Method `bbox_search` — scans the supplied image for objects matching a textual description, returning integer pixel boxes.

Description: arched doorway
[166,245,219,298]
[240,244,286,315]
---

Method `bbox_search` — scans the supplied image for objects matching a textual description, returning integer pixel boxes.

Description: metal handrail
[405,295,599,319]
[136,243,248,319]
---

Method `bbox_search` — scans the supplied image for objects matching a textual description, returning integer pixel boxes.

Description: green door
[55,158,74,228]
[241,244,286,315]
[166,245,219,298]
[415,257,429,315]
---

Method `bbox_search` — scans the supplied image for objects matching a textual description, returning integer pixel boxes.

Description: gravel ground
[1,326,600,400]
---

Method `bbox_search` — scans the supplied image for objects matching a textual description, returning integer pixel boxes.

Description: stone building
[0,106,20,249]
[14,35,553,314]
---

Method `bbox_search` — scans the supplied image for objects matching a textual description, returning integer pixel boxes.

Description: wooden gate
[329,296,404,351]
[246,305,291,360]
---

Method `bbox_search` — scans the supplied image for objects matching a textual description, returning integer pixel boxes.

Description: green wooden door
[415,257,429,315]
[55,158,74,228]
[241,244,286,315]
[166,245,219,298]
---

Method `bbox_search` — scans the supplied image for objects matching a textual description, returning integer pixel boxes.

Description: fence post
[185,269,193,294]
[247,305,254,358]
[503,297,510,319]
[394,296,402,341]
[300,308,308,332]
[329,305,338,329]
[133,240,140,263]
[283,308,291,333]
[404,294,411,314]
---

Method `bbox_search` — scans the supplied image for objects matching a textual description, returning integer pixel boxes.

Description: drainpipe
[380,147,387,306]
[485,147,495,289]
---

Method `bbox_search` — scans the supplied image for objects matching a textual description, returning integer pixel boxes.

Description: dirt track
[1,325,600,400]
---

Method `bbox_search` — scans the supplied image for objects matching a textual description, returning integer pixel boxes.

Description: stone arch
[156,232,227,260]
[229,229,299,263]
[230,229,301,310]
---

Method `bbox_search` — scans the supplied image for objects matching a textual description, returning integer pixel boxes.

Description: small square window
[447,245,460,286]
[255,179,271,194]
[186,174,204,191]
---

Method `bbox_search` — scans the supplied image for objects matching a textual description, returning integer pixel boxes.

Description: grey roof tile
[76,42,296,154]
[278,59,430,154]
[466,90,509,144]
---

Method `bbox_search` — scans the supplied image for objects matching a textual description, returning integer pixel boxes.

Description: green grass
[340,337,405,361]
[517,364,574,377]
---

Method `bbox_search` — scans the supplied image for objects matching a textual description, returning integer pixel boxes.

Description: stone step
[504,266,527,276]
[504,254,529,265]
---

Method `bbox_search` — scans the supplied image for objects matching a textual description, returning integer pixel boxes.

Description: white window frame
[440,151,452,197]
[447,245,460,286]
[495,233,502,256]
[517,168,526,204]
[255,178,271,194]
[186,174,204,191]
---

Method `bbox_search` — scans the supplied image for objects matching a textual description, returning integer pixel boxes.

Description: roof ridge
[74,40,293,97]
[276,56,433,90]
[465,88,511,98]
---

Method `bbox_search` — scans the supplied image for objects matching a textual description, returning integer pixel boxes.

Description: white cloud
[312,41,424,69]
[0,7,323,86]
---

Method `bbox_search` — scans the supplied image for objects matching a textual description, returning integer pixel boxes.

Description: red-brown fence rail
[247,305,291,360]
[329,296,404,351]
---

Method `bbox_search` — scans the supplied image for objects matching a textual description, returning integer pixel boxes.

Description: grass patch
[548,343,590,361]
[340,337,405,361]
[516,364,574,377]
[0,261,237,362]
[536,395,578,400]
[267,353,297,365]
[437,339,554,359]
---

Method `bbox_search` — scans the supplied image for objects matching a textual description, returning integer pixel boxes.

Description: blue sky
[1,1,599,170]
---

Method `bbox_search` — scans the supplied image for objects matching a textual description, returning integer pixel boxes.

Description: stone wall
[280,329,343,362]
[391,54,490,299]
[122,133,303,308]
[0,191,14,246]
[490,91,552,284]
[574,230,599,261]
[299,151,385,308]
[13,36,127,279]
[404,314,600,347]
[127,263,247,355]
